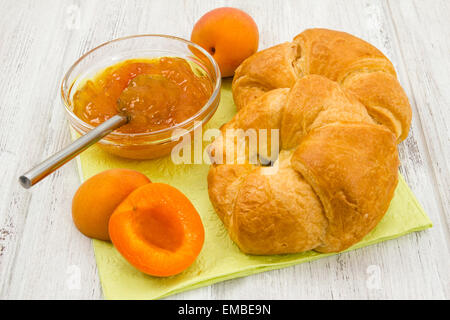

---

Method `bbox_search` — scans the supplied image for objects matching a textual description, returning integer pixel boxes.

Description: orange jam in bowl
[73,57,213,133]
[61,35,221,160]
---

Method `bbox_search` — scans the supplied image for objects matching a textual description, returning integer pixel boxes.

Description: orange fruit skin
[109,183,205,277]
[191,7,259,77]
[72,169,151,241]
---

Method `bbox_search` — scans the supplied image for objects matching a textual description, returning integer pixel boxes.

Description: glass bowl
[61,34,221,160]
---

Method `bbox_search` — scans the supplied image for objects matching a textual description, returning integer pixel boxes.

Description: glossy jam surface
[72,57,213,134]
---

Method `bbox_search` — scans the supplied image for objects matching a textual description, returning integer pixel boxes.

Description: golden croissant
[207,28,412,255]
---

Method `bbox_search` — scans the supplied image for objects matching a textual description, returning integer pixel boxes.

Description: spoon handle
[19,114,128,189]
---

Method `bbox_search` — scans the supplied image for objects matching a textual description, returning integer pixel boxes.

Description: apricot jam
[72,57,213,134]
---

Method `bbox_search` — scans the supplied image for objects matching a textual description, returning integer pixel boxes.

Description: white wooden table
[0,0,448,300]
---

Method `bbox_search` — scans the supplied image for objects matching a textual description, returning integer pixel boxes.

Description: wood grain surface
[0,0,448,299]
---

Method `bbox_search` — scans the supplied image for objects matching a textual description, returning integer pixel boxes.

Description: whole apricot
[72,169,151,241]
[191,7,259,77]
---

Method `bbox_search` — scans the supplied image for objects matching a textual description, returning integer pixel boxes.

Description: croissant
[207,28,412,255]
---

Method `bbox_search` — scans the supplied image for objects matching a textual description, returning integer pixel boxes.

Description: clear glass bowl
[61,34,221,160]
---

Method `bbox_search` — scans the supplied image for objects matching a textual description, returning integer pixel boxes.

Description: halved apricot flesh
[108,183,205,277]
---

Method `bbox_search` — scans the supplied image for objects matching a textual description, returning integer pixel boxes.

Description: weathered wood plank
[0,0,103,299]
[0,0,448,299]
[386,0,449,238]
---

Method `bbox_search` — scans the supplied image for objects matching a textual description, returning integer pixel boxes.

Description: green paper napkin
[74,79,432,300]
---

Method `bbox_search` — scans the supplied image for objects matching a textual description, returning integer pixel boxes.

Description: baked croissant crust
[208,28,411,254]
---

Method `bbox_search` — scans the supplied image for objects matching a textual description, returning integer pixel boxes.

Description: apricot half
[191,7,259,77]
[72,169,151,241]
[109,183,205,277]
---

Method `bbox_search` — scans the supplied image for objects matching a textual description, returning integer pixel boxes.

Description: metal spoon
[18,74,166,189]
[19,114,129,189]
